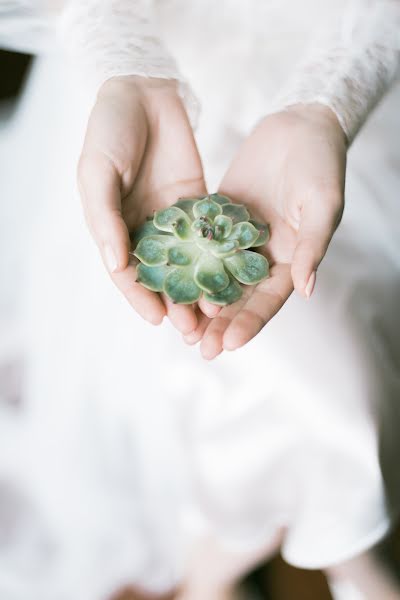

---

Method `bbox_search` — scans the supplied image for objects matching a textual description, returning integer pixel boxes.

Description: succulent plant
[131,193,269,305]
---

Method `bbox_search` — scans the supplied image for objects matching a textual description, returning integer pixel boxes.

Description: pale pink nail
[104,244,118,273]
[305,271,316,299]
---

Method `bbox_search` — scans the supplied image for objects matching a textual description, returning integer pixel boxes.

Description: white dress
[0,1,400,599]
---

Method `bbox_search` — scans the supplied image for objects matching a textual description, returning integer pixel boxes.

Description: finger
[200,294,248,360]
[141,94,208,207]
[200,316,231,360]
[291,188,343,297]
[162,295,198,335]
[223,263,293,351]
[79,155,166,324]
[159,165,207,333]
[183,310,211,346]
[145,106,208,333]
[78,153,130,273]
[112,260,166,325]
[198,297,222,319]
[157,135,206,335]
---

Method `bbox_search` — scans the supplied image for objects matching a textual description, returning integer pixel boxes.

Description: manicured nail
[183,331,200,345]
[104,244,118,273]
[305,271,316,299]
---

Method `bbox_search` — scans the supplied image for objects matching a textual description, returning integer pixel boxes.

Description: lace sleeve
[271,0,400,144]
[57,0,199,125]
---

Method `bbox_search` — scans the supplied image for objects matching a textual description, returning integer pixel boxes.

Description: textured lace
[58,0,200,126]
[57,0,400,141]
[1,1,399,138]
[1,2,400,599]
[271,0,400,143]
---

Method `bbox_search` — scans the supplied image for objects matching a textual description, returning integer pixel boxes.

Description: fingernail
[305,271,316,299]
[104,244,118,273]
[184,330,200,345]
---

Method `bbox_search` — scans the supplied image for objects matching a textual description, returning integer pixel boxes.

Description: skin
[78,75,219,337]
[78,76,347,350]
[80,80,400,599]
[184,104,348,359]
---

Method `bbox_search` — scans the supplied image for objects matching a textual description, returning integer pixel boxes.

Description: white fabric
[57,0,200,125]
[1,1,400,136]
[271,0,400,142]
[0,1,400,599]
[0,1,55,54]
[328,578,365,600]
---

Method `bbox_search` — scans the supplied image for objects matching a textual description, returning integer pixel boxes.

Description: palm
[81,77,208,333]
[187,186,297,360]
[81,88,345,346]
[121,91,204,230]
[185,108,346,359]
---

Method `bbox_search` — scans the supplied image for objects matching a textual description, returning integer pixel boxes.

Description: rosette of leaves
[132,193,269,305]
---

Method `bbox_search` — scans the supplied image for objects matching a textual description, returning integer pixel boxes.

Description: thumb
[78,152,130,274]
[291,190,343,298]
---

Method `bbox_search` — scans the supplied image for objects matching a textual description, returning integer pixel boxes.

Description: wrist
[285,103,348,148]
[98,74,179,101]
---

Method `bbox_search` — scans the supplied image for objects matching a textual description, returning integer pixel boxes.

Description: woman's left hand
[184,104,347,359]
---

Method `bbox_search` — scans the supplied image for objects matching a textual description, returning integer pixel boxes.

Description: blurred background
[0,48,31,394]
[1,49,400,600]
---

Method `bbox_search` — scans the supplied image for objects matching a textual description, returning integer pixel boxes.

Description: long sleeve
[271,0,400,143]
[57,0,199,124]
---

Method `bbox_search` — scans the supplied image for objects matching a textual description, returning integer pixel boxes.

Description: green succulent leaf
[134,235,174,266]
[228,222,259,249]
[131,220,169,245]
[191,216,212,233]
[249,220,270,247]
[154,206,191,233]
[136,264,169,292]
[194,236,239,258]
[213,214,233,239]
[194,253,230,293]
[174,198,199,218]
[224,250,269,284]
[167,244,199,266]
[209,239,240,258]
[164,267,201,304]
[221,203,250,224]
[208,193,232,206]
[203,275,243,306]
[193,198,222,220]
[171,217,192,241]
[134,195,270,304]
[194,237,212,252]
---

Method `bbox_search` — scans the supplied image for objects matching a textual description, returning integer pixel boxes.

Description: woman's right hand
[78,75,209,334]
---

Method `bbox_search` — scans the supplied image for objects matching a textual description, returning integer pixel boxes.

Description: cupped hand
[184,104,347,359]
[78,75,214,334]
